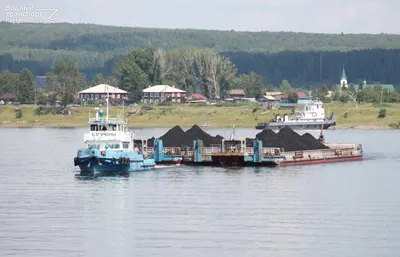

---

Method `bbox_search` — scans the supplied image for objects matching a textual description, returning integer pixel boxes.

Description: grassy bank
[1,102,400,129]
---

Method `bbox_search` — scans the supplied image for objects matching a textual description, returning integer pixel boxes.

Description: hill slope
[2,22,400,57]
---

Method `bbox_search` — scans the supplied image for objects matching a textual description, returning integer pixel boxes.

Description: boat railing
[281,146,360,161]
[324,143,357,150]
[88,117,127,124]
[203,146,221,154]
[262,147,284,156]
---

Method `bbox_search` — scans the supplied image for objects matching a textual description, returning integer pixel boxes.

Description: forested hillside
[1,22,400,87]
[221,49,400,86]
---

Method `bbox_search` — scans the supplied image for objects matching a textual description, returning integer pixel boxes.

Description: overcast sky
[1,0,398,34]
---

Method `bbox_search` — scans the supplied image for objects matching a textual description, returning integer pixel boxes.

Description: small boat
[255,100,336,130]
[73,94,155,177]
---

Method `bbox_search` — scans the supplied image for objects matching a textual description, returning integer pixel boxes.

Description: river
[0,128,399,257]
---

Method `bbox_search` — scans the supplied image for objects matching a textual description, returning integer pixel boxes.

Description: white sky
[1,0,398,33]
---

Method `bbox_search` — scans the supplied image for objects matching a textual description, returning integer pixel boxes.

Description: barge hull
[277,155,362,167]
[255,121,335,130]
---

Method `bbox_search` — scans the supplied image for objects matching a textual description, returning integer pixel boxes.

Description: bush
[378,108,386,118]
[389,122,400,129]
[15,109,23,118]
[34,106,64,115]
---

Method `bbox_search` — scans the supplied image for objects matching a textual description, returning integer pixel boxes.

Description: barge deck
[142,138,363,167]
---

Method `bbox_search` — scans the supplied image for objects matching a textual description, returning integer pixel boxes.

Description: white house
[78,84,128,100]
[142,85,186,103]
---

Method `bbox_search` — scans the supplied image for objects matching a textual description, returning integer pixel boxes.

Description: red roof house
[279,91,309,99]
[188,93,208,100]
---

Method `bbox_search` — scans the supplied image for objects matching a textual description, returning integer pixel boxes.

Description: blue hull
[74,149,155,176]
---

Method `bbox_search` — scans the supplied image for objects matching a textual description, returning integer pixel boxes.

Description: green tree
[237,72,264,99]
[17,68,36,104]
[288,90,298,103]
[91,73,106,86]
[0,70,19,96]
[280,79,292,93]
[378,108,386,118]
[45,60,87,107]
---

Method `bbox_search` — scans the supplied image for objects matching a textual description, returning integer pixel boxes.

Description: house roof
[189,93,207,100]
[264,91,282,96]
[143,85,185,93]
[0,93,17,100]
[79,84,127,94]
[263,95,276,101]
[279,91,309,99]
[228,89,245,95]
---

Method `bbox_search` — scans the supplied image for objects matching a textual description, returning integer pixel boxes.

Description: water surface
[0,128,399,257]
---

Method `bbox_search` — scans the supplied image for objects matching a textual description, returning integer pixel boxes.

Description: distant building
[336,66,395,91]
[259,95,279,108]
[0,93,17,103]
[35,76,47,89]
[187,93,207,101]
[142,85,186,104]
[228,89,246,99]
[278,91,311,105]
[78,84,128,101]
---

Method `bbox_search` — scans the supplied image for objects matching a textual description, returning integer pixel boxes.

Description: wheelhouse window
[123,142,129,149]
[90,124,99,131]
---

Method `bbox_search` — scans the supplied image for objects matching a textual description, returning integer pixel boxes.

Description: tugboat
[255,100,336,130]
[73,96,155,177]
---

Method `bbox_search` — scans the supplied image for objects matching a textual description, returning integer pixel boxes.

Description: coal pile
[301,133,330,150]
[147,124,224,147]
[276,127,311,151]
[159,125,193,147]
[255,129,283,148]
[185,125,222,147]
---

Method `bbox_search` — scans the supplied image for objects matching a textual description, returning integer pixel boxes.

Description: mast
[106,84,109,121]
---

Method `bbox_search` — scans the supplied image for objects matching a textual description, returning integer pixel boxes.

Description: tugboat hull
[74,150,155,176]
[255,120,336,130]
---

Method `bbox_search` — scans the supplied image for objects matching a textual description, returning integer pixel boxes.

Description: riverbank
[1,103,399,129]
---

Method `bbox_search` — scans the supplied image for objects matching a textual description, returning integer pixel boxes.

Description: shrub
[15,109,23,118]
[378,108,386,118]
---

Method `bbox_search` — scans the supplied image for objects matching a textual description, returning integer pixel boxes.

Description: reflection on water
[0,128,399,257]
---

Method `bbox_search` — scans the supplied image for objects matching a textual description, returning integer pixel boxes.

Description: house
[336,66,395,91]
[142,85,186,104]
[0,93,17,103]
[278,91,311,104]
[259,95,279,108]
[228,89,246,99]
[78,84,128,102]
[264,91,282,97]
[187,93,207,101]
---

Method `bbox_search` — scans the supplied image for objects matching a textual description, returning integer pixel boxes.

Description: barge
[146,136,363,168]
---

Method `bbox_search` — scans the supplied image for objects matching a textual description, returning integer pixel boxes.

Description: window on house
[154,93,159,97]
[161,92,164,97]
[144,93,149,97]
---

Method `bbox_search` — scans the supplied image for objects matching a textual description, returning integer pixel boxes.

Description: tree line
[2,22,400,82]
[0,47,266,105]
[2,49,400,90]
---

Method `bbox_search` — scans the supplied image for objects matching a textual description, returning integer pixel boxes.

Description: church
[336,67,395,91]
